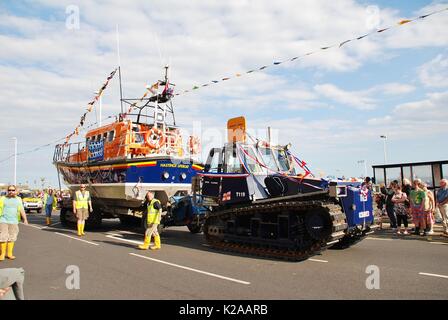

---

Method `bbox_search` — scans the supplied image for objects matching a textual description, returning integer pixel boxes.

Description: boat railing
[53,141,86,164]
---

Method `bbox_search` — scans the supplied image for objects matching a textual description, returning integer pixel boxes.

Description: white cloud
[314,83,376,110]
[0,1,447,183]
[370,82,416,95]
[418,54,448,88]
[367,91,448,138]
[383,3,448,49]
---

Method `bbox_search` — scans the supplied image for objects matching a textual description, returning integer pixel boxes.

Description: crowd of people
[374,178,448,236]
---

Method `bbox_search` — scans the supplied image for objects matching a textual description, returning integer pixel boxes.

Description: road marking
[111,230,138,235]
[106,234,147,246]
[55,232,99,246]
[429,242,448,245]
[22,223,43,230]
[130,253,251,285]
[366,237,394,241]
[42,222,62,229]
[419,272,448,279]
[308,258,328,263]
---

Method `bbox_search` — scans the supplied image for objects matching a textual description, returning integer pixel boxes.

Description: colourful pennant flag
[398,19,411,25]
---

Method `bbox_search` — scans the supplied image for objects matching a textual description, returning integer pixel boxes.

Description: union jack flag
[222,191,231,201]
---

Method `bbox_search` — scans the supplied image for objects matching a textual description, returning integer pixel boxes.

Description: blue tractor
[162,195,208,234]
[191,117,379,260]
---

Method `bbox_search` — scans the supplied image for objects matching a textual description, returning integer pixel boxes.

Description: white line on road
[308,258,329,263]
[106,234,146,246]
[366,237,394,241]
[41,222,61,229]
[22,223,43,230]
[419,272,448,279]
[111,230,138,235]
[130,253,251,285]
[55,232,99,246]
[429,242,448,245]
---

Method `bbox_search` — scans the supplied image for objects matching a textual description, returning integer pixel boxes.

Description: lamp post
[380,135,387,164]
[357,160,367,178]
[12,137,17,186]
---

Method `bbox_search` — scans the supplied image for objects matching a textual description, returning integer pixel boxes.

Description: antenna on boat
[116,24,124,115]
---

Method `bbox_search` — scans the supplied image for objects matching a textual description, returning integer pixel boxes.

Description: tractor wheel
[187,223,203,234]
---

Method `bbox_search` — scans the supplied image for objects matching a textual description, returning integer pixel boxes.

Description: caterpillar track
[203,199,347,261]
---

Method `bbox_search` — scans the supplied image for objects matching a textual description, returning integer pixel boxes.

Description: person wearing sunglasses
[72,184,92,236]
[0,185,29,261]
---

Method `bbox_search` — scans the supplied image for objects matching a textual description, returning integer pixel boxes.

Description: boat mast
[116,25,124,114]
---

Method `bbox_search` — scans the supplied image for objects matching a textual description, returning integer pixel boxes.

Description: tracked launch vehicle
[193,117,379,260]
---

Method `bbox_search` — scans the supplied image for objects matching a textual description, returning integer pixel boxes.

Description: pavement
[1,211,448,300]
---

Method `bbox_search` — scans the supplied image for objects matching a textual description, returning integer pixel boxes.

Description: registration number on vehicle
[359,211,370,218]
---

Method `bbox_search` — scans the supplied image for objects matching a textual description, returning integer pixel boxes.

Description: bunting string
[64,68,118,145]
[1,7,447,165]
[173,7,448,97]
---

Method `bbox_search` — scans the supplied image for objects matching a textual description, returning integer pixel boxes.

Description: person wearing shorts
[0,185,28,261]
[72,184,92,237]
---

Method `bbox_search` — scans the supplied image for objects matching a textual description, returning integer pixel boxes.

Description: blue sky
[0,0,447,188]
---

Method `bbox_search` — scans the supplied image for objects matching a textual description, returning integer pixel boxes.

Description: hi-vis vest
[44,193,58,210]
[0,196,22,221]
[75,190,90,209]
[147,199,162,225]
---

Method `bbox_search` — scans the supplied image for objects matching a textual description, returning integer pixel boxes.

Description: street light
[12,137,17,186]
[380,135,387,164]
[357,160,367,178]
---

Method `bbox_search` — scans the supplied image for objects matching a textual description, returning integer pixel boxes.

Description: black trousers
[386,205,397,228]
[397,215,408,228]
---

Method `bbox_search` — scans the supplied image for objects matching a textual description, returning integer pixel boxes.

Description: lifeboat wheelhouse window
[108,130,115,142]
[103,132,108,141]
[97,134,102,142]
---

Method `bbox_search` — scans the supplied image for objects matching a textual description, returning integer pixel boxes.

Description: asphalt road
[2,211,448,300]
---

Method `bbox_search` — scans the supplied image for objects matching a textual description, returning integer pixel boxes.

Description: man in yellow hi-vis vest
[72,184,92,236]
[138,191,162,250]
[0,185,28,261]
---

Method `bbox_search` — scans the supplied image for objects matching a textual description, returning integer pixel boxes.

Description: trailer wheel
[187,223,203,234]
[119,215,141,227]
[141,215,164,235]
[60,207,76,228]
[86,209,102,230]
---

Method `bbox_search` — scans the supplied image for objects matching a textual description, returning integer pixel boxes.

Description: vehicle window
[97,134,102,142]
[208,150,221,173]
[103,132,108,141]
[240,146,262,173]
[259,147,279,172]
[274,149,290,172]
[19,192,33,198]
[108,131,115,142]
[135,132,144,144]
[224,146,242,173]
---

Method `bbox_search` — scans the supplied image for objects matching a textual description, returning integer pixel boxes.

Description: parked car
[18,191,43,213]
